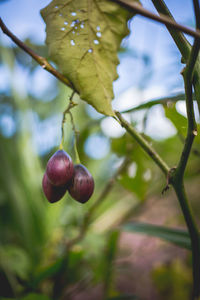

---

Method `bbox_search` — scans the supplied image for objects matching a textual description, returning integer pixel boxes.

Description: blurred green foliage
[152,260,191,300]
[0,35,200,299]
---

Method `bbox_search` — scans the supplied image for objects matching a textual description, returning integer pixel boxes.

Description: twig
[60,91,77,149]
[68,110,81,164]
[111,0,200,40]
[171,1,200,298]
[193,0,200,30]
[172,183,200,300]
[178,133,200,158]
[114,111,170,176]
[151,0,191,59]
[175,18,200,179]
[0,18,75,90]
[151,0,200,125]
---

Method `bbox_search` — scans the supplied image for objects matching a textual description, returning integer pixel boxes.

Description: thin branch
[0,18,75,90]
[172,182,200,300]
[178,133,200,158]
[60,91,77,149]
[175,41,200,178]
[151,0,191,59]
[111,0,200,40]
[193,0,200,30]
[151,0,200,123]
[171,1,200,298]
[114,111,170,176]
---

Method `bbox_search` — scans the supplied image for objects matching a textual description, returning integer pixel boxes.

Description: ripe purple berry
[46,150,74,186]
[68,164,94,204]
[42,172,67,203]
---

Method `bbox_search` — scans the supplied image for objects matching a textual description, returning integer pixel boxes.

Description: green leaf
[112,134,152,199]
[122,222,191,250]
[41,0,138,116]
[164,103,187,136]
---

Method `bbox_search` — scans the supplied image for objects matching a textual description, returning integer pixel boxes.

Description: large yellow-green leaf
[41,0,138,116]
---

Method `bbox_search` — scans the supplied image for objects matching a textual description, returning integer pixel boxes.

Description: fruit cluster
[42,150,94,204]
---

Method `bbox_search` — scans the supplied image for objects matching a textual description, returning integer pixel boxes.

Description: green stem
[151,0,191,58]
[192,0,200,120]
[73,138,81,164]
[69,110,81,164]
[151,0,200,119]
[172,181,200,299]
[176,39,199,179]
[171,1,200,296]
[115,111,170,176]
[59,91,77,150]
[59,118,65,150]
[193,0,200,29]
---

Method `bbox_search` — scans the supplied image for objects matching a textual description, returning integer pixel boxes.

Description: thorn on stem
[180,67,186,75]
[162,167,176,194]
[162,184,170,195]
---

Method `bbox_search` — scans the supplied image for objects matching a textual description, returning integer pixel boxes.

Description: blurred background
[0,0,200,299]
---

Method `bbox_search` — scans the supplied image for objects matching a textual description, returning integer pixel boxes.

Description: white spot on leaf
[93,39,99,45]
[71,21,76,27]
[71,12,77,16]
[70,40,75,46]
[128,163,137,178]
[88,48,93,53]
[96,32,101,37]
[96,26,100,31]
[143,169,152,181]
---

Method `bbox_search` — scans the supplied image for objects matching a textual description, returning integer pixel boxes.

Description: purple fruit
[46,150,74,186]
[68,164,94,204]
[42,172,67,203]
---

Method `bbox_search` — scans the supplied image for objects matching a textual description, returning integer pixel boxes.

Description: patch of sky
[84,134,110,159]
[28,66,58,101]
[31,113,62,155]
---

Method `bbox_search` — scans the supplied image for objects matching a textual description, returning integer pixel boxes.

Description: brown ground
[63,191,190,300]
